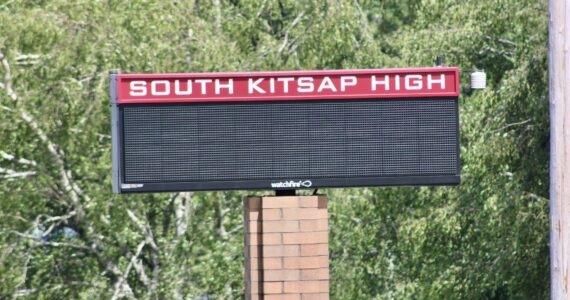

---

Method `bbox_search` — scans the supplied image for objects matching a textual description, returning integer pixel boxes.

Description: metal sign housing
[110,67,460,193]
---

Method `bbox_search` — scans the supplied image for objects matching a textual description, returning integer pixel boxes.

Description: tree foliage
[0,0,548,299]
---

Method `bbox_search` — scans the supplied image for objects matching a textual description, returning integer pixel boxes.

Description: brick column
[244,195,329,300]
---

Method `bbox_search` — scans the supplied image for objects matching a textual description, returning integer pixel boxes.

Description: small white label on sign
[121,183,144,189]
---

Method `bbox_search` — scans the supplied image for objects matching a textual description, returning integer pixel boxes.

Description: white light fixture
[470,70,487,89]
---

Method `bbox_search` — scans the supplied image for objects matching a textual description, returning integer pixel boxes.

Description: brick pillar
[244,195,329,300]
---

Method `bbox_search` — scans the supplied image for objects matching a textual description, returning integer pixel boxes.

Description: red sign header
[116,67,459,104]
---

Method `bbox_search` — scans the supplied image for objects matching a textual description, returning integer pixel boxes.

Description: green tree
[0,0,549,299]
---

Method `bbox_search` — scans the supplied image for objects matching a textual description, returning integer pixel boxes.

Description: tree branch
[133,259,151,291]
[0,167,36,179]
[278,12,304,55]
[126,209,158,251]
[0,151,37,167]
[0,51,91,213]
[126,209,160,295]
[174,192,193,237]
[489,119,532,134]
[111,241,146,300]
[0,52,18,102]
[213,0,221,33]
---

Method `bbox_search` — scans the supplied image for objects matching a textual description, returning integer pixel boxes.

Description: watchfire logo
[271,180,312,188]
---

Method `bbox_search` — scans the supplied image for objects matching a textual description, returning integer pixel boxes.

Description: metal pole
[275,189,296,196]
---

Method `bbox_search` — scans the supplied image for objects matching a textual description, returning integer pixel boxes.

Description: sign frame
[110,67,461,194]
